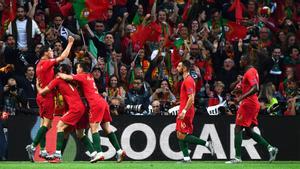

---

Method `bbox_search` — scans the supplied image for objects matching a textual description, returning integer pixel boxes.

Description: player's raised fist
[68,36,75,43]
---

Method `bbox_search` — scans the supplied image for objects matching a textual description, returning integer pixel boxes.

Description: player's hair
[182,60,192,71]
[59,64,71,74]
[77,61,90,72]
[39,45,51,58]
[241,55,251,64]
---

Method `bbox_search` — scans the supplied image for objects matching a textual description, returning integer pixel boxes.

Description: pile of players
[25,36,126,163]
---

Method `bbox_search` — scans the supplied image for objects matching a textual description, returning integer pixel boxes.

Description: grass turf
[0,161,300,169]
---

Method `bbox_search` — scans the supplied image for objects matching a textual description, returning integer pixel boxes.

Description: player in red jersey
[176,60,214,162]
[36,64,98,162]
[226,55,278,164]
[25,36,74,162]
[59,62,125,163]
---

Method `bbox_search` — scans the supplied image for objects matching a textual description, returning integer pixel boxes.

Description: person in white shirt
[6,6,41,52]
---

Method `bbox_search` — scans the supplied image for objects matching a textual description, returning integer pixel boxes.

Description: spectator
[118,64,129,91]
[215,58,238,93]
[150,100,161,116]
[125,77,150,115]
[205,81,225,107]
[91,65,106,95]
[259,82,280,116]
[51,14,80,46]
[150,79,176,113]
[284,78,300,116]
[109,97,123,116]
[17,65,37,112]
[2,77,27,116]
[262,46,284,88]
[6,6,41,52]
[104,75,126,103]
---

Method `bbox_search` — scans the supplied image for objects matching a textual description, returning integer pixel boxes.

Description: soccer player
[36,64,97,162]
[25,36,74,162]
[58,62,125,163]
[226,55,278,164]
[176,60,214,162]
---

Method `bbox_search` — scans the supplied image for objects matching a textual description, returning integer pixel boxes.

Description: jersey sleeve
[48,78,59,91]
[72,74,83,82]
[185,77,195,95]
[247,69,258,87]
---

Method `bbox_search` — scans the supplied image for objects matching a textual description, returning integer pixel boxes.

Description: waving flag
[73,0,110,27]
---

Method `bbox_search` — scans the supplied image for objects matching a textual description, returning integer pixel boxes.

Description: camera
[228,103,237,113]
[110,104,120,111]
[9,85,17,92]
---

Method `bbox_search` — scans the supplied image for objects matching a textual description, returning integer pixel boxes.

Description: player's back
[49,78,84,110]
[73,73,104,106]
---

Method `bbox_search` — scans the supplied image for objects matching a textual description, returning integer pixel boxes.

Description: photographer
[150,79,176,114]
[125,77,150,115]
[2,78,27,117]
[109,97,124,116]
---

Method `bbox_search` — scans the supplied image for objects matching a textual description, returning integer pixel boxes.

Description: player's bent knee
[176,131,186,140]
[90,123,99,133]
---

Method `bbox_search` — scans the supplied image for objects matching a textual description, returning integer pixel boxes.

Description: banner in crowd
[6,115,300,161]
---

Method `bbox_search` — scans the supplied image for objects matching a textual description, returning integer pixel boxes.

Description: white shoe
[269,147,279,162]
[225,158,242,164]
[116,150,126,163]
[90,152,104,163]
[25,144,35,162]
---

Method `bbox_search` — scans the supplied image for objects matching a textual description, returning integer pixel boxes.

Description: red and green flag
[73,0,110,27]
[182,0,192,21]
[225,21,247,42]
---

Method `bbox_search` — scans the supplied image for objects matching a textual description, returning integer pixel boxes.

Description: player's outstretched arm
[56,36,75,63]
[58,73,73,81]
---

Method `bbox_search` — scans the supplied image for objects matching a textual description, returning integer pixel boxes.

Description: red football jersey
[178,75,195,115]
[48,78,84,110]
[36,59,57,88]
[72,73,104,106]
[241,67,259,104]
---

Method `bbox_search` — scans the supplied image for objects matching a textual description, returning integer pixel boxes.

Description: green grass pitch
[1,161,300,169]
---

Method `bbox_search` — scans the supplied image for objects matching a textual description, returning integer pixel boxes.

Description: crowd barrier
[5,114,300,161]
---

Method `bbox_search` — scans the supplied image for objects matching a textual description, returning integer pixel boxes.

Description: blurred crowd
[0,0,300,119]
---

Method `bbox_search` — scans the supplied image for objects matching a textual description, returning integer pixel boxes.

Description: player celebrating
[226,55,278,164]
[176,60,214,162]
[58,62,125,163]
[25,36,74,162]
[36,64,98,162]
